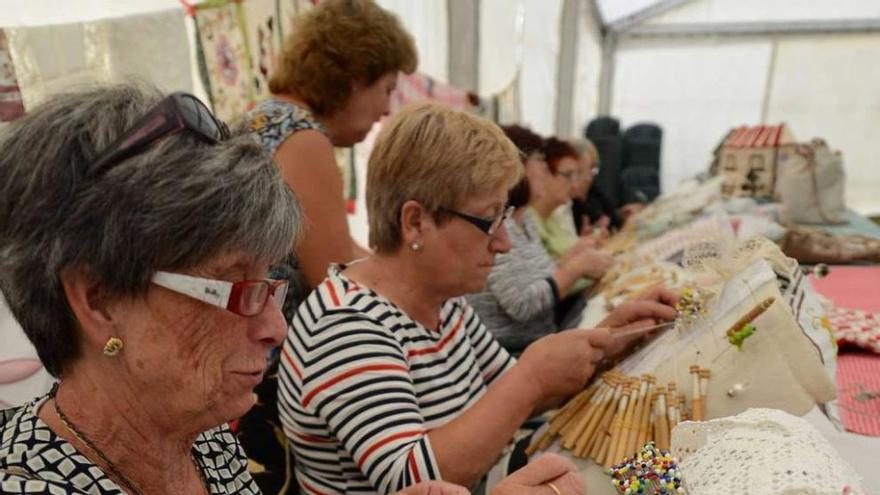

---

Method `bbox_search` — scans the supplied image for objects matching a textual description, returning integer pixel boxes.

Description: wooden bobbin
[635,374,656,450]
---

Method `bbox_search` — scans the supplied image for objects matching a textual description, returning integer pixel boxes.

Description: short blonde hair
[572,138,600,168]
[367,103,523,253]
[269,0,418,116]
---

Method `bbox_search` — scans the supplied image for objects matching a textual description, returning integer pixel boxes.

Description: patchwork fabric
[242,0,283,102]
[0,395,259,494]
[829,307,880,354]
[0,29,25,125]
[193,1,255,122]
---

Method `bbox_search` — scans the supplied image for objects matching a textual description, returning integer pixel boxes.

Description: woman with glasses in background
[467,128,616,355]
[277,104,678,494]
[531,137,611,265]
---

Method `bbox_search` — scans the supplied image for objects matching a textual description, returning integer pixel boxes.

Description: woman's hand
[599,287,679,357]
[492,453,586,495]
[566,247,613,279]
[517,328,613,400]
[394,481,470,494]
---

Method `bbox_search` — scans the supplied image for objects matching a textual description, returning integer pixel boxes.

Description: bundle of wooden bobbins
[527,368,710,468]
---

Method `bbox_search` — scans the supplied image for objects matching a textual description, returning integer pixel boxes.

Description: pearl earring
[410,241,422,251]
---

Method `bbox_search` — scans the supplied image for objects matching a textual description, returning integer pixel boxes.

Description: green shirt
[528,206,593,294]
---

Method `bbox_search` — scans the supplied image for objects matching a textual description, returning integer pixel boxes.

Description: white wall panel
[766,34,880,214]
[612,38,772,190]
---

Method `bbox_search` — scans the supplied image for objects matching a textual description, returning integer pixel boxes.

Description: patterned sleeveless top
[246,100,326,324]
[0,395,259,494]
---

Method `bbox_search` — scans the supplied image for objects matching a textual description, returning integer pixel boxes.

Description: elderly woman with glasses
[467,128,620,354]
[277,103,678,494]
[0,83,491,495]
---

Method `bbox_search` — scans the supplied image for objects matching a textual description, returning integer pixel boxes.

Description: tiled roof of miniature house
[723,124,792,149]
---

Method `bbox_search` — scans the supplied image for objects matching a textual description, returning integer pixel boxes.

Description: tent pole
[555,0,581,137]
[759,38,778,124]
[597,31,616,117]
[447,0,481,92]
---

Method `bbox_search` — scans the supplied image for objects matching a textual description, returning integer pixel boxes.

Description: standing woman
[247,0,418,317]
[242,2,417,491]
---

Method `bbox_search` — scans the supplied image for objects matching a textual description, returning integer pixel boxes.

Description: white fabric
[777,140,848,225]
[611,37,772,192]
[479,0,521,96]
[0,0,180,27]
[377,0,449,83]
[519,0,562,136]
[480,0,561,135]
[6,7,193,110]
[571,1,603,137]
[650,0,880,24]
[766,34,880,215]
[672,408,867,495]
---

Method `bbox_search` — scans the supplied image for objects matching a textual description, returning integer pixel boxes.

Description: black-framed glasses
[89,92,230,177]
[439,205,514,236]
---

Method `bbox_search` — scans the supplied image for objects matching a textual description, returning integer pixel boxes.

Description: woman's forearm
[427,363,543,487]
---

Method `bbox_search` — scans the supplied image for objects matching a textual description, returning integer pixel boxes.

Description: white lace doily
[671,408,865,495]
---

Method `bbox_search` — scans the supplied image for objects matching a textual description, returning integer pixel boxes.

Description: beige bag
[777,139,847,224]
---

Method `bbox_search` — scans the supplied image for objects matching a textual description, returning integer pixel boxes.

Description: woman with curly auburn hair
[245,0,418,319]
[239,2,418,492]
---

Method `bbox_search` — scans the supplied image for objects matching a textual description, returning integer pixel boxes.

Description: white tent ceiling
[2,0,879,213]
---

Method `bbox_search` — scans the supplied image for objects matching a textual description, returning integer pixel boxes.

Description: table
[805,209,880,240]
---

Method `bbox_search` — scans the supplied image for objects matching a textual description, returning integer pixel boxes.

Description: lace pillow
[671,408,865,495]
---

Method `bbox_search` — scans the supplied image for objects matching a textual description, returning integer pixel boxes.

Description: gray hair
[0,82,300,377]
[571,138,600,166]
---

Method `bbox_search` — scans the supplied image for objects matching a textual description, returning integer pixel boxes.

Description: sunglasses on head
[89,92,230,177]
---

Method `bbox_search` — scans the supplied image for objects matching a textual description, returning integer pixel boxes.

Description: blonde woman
[278,103,677,493]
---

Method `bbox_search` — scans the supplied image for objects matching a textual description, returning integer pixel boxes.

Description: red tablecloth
[810,266,880,436]
[810,266,880,312]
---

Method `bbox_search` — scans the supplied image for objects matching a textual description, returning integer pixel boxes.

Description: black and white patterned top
[0,394,260,494]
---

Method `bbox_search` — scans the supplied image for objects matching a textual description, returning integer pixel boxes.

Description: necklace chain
[49,383,210,495]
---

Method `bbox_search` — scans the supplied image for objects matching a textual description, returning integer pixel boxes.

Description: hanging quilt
[192,0,255,122]
[242,0,283,102]
[0,30,24,124]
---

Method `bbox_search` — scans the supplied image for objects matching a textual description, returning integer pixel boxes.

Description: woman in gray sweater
[466,126,611,354]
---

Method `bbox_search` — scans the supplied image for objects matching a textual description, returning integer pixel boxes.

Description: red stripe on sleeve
[302,363,409,407]
[408,449,422,483]
[357,429,424,470]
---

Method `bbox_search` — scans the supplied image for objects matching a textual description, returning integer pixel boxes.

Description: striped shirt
[277,266,516,494]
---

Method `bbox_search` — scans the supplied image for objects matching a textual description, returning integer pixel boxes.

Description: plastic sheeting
[571,2,603,138]
[377,0,448,83]
[612,38,772,191]
[480,0,562,136]
[765,34,880,215]
[650,0,880,25]
[5,8,193,110]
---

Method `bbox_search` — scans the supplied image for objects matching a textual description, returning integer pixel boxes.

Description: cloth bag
[777,139,847,224]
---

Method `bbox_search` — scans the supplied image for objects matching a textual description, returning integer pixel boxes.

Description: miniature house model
[718,124,793,199]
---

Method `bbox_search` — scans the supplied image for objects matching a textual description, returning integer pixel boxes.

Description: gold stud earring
[410,242,422,251]
[102,337,123,357]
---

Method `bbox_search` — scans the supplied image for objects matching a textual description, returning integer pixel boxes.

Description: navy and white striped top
[277,265,515,494]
